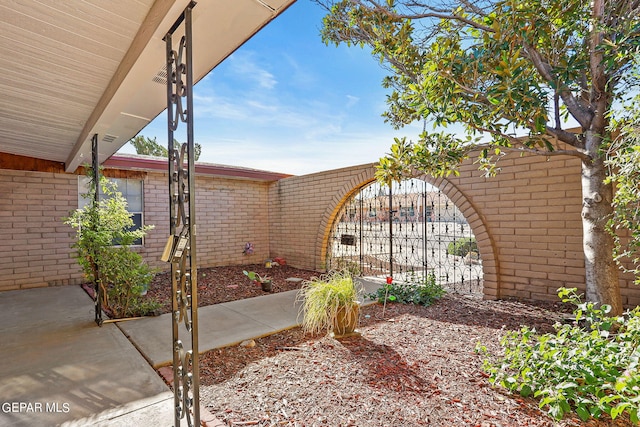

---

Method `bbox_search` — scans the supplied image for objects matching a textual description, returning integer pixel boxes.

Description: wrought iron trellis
[327,178,483,294]
[163,2,200,426]
[91,133,103,326]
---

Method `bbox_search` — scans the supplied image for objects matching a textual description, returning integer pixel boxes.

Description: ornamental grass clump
[297,270,362,336]
[479,287,640,424]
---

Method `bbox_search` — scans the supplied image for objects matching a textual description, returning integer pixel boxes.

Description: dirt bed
[197,295,632,427]
[146,263,319,315]
[149,265,631,426]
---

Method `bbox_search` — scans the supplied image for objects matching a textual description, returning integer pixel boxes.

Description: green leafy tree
[319,0,640,315]
[129,135,201,161]
[607,95,640,285]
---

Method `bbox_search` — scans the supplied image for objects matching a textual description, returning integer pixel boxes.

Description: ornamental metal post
[164,2,200,426]
[388,184,394,277]
[91,133,103,326]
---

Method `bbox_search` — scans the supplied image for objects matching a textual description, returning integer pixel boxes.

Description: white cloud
[345,95,359,108]
[228,52,277,90]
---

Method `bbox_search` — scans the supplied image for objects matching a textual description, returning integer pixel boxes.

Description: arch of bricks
[312,169,499,300]
[269,154,639,307]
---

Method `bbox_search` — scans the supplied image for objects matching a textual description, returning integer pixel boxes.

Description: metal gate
[327,178,483,294]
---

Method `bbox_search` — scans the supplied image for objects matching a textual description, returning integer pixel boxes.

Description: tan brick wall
[268,165,378,271]
[0,169,272,291]
[445,154,590,303]
[190,174,271,268]
[3,152,638,307]
[269,153,639,307]
[0,170,83,291]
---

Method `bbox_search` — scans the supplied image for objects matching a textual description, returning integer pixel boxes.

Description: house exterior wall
[0,168,272,292]
[140,172,272,270]
[0,170,82,291]
[2,150,638,307]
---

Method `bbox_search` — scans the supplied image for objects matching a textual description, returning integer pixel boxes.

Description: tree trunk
[581,132,622,315]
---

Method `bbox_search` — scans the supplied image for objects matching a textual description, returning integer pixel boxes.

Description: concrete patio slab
[0,278,383,426]
[0,286,171,427]
[219,289,301,332]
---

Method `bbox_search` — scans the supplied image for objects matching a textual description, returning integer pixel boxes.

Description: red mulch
[152,265,633,426]
[145,264,319,315]
[198,301,632,426]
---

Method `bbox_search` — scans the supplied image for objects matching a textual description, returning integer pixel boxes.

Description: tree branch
[355,0,494,33]
[544,126,584,149]
[524,43,593,128]
[472,141,592,162]
[395,11,493,33]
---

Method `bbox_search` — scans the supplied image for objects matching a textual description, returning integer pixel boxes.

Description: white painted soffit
[65,0,296,172]
[0,0,294,171]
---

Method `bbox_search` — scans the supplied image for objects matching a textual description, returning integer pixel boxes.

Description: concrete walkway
[0,279,382,426]
[0,286,172,427]
[119,278,382,368]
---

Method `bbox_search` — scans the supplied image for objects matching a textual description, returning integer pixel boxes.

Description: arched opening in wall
[326,178,484,295]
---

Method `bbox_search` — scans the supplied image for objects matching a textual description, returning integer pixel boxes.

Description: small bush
[101,246,159,318]
[447,237,478,257]
[479,288,640,424]
[64,171,158,319]
[367,272,445,306]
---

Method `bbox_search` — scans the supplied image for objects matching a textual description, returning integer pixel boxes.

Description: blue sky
[118,0,420,176]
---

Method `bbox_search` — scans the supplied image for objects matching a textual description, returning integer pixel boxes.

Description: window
[400,206,415,217]
[78,176,145,246]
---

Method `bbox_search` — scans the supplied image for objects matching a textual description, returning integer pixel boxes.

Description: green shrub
[479,288,640,423]
[447,237,478,257]
[367,272,445,306]
[100,246,159,318]
[64,171,158,318]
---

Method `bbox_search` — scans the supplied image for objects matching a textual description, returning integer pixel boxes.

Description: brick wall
[442,153,589,303]
[269,153,639,307]
[0,170,83,291]
[189,174,271,268]
[2,152,638,307]
[0,168,272,291]
[268,164,376,271]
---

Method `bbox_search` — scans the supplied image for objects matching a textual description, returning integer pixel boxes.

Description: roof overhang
[104,154,292,181]
[0,0,296,173]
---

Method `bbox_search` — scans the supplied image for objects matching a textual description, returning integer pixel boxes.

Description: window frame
[77,176,146,247]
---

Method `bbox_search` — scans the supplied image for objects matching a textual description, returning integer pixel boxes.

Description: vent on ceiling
[102,134,118,144]
[153,65,168,85]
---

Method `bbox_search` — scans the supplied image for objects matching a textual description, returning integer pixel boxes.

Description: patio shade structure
[0,0,296,171]
[0,1,296,425]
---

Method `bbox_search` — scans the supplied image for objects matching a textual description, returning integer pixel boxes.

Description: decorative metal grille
[91,133,103,326]
[327,178,483,294]
[164,2,200,426]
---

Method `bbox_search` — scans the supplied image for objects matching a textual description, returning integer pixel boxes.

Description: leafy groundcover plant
[367,272,445,306]
[479,288,640,423]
